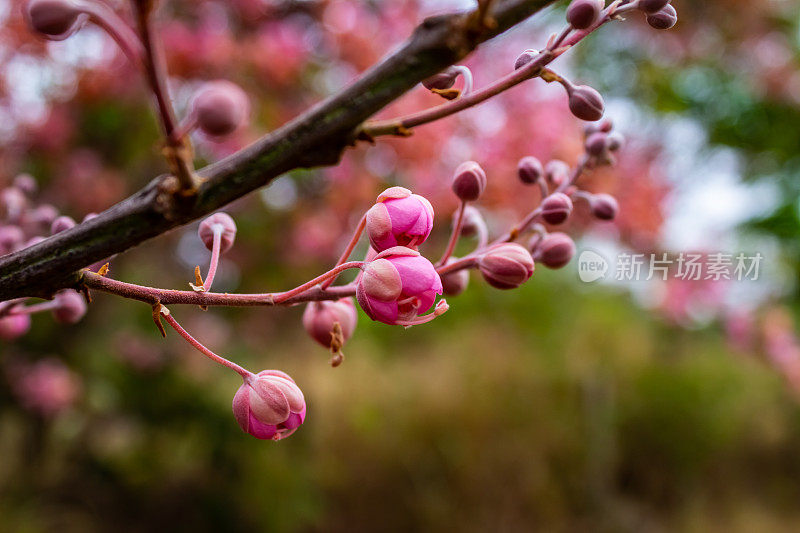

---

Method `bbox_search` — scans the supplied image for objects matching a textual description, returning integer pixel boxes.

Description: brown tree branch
[0,0,554,301]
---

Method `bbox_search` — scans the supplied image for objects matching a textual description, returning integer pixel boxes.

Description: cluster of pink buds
[0,176,90,340]
[2,0,679,444]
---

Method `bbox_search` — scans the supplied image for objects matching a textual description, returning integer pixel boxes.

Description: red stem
[437,200,467,267]
[162,310,251,379]
[320,213,367,290]
[272,261,365,304]
[202,227,222,292]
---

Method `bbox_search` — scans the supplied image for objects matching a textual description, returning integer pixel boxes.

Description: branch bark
[0,0,554,300]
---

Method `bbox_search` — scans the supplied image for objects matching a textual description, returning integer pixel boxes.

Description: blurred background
[3,0,800,531]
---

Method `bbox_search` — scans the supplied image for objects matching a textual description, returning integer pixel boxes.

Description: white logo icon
[578,250,608,283]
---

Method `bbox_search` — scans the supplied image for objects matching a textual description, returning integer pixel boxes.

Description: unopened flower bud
[25,236,46,249]
[1,188,26,220]
[192,80,250,138]
[302,298,357,348]
[589,193,619,221]
[13,174,37,196]
[566,0,603,30]
[366,187,434,251]
[441,258,470,296]
[545,160,570,186]
[232,370,306,440]
[568,85,605,122]
[638,0,670,14]
[0,314,31,341]
[606,132,624,152]
[585,132,609,157]
[460,205,487,238]
[451,161,487,202]
[29,205,58,227]
[646,4,677,30]
[518,156,544,185]
[535,232,576,269]
[24,0,86,40]
[514,49,539,70]
[478,243,535,290]
[0,226,24,254]
[198,212,237,253]
[585,118,613,135]
[541,193,573,225]
[52,289,87,325]
[422,67,459,91]
[51,215,76,235]
[356,247,443,325]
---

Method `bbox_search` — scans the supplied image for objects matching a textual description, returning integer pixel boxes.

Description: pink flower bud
[51,215,76,235]
[514,49,539,70]
[585,118,613,135]
[11,358,80,417]
[0,226,25,255]
[478,243,535,290]
[13,174,37,196]
[606,132,624,152]
[585,132,609,156]
[198,212,237,253]
[302,298,357,348]
[0,313,31,340]
[232,370,306,441]
[441,258,470,296]
[366,187,434,252]
[589,193,619,221]
[422,68,458,90]
[25,236,46,249]
[545,160,570,186]
[518,156,544,185]
[460,205,487,238]
[52,290,87,325]
[356,247,443,325]
[535,232,576,269]
[646,4,677,30]
[639,0,670,14]
[24,0,87,40]
[568,85,605,122]
[191,80,250,138]
[541,193,573,225]
[451,161,487,202]
[29,205,59,228]
[566,0,603,30]
[1,188,26,221]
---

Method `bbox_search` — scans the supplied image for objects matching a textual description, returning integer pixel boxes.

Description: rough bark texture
[0,0,554,300]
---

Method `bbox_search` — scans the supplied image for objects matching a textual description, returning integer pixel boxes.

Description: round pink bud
[24,0,86,40]
[646,4,677,30]
[422,68,459,90]
[198,212,237,253]
[0,314,31,341]
[50,215,76,235]
[536,232,576,269]
[566,0,603,30]
[590,193,619,221]
[0,226,25,254]
[29,205,59,227]
[13,174,37,196]
[518,156,544,185]
[302,298,357,348]
[191,80,250,138]
[451,161,487,202]
[478,243,535,290]
[639,0,670,14]
[568,85,605,122]
[366,187,434,252]
[52,290,87,325]
[606,132,624,152]
[460,205,487,238]
[440,258,470,296]
[1,187,26,220]
[585,132,609,157]
[232,370,306,441]
[514,49,539,70]
[541,193,573,225]
[25,236,46,249]
[545,160,570,186]
[356,247,443,325]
